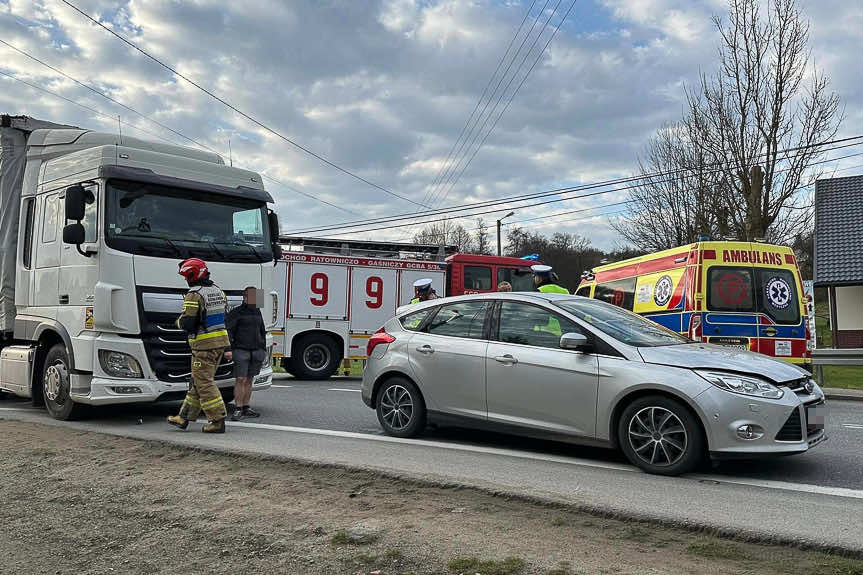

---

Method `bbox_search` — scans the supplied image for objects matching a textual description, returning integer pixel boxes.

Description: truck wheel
[289,334,341,380]
[42,343,85,421]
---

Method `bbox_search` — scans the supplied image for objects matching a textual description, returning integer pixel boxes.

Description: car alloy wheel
[627,406,688,467]
[380,384,413,431]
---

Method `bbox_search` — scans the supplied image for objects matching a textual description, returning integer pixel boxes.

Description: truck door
[32,192,61,316]
[58,184,100,368]
[399,270,446,305]
[350,267,397,333]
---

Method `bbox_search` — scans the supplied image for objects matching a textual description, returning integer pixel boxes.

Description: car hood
[638,343,809,384]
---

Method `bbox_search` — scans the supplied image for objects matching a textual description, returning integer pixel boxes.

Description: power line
[0,68,183,144]
[59,0,429,209]
[400,0,541,234]
[1,40,353,216]
[0,37,220,154]
[432,0,577,211]
[425,0,554,211]
[286,135,863,235]
[288,145,863,238]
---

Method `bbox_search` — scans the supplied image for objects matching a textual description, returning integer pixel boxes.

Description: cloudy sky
[1,0,862,250]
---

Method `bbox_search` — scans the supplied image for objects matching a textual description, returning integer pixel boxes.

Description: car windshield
[105,179,272,263]
[555,298,690,347]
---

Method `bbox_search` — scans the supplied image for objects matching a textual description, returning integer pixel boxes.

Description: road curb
[823,388,863,402]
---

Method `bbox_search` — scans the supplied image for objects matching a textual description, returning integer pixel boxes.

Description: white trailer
[0,115,281,419]
[273,250,447,379]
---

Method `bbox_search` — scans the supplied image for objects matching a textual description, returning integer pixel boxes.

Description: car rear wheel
[617,395,704,476]
[376,377,426,438]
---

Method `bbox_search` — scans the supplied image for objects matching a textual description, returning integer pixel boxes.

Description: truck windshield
[105,179,272,263]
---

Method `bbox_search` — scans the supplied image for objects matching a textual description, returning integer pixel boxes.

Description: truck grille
[775,409,803,442]
[138,288,240,383]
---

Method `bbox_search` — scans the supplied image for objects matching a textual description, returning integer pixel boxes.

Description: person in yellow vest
[410,278,438,304]
[532,264,569,294]
[168,258,231,434]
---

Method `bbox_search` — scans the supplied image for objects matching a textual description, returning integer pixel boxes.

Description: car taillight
[688,314,703,342]
[367,328,396,356]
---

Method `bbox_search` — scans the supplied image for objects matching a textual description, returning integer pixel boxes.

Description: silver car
[361,293,827,475]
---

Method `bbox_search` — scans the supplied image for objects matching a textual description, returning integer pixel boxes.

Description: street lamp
[496,211,515,256]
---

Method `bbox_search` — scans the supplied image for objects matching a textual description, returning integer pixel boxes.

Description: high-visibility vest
[538,283,569,294]
[182,284,230,351]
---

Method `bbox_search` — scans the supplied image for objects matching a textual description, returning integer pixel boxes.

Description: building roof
[814,175,863,286]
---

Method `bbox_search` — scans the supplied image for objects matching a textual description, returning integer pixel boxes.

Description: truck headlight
[99,350,143,379]
[695,370,784,399]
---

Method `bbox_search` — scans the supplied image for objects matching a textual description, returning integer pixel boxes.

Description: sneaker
[242,406,260,418]
[230,409,244,422]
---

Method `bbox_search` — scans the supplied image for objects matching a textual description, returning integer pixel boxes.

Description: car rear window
[399,308,435,331]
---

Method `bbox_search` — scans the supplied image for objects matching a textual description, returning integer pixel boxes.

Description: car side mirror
[63,222,85,245]
[560,332,590,351]
[65,185,86,221]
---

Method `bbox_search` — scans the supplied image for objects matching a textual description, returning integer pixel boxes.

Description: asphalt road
[1,376,862,552]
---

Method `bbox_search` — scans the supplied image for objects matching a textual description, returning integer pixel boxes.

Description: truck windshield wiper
[118,234,184,257]
[227,242,265,262]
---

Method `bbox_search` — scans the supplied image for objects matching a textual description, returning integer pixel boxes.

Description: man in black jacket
[226,286,268,420]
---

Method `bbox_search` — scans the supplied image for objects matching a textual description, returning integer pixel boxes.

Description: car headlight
[99,350,143,379]
[695,370,784,399]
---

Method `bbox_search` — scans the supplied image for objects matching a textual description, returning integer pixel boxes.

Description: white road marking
[843,424,863,430]
[225,421,863,501]
[328,388,362,393]
[271,385,294,388]
[0,407,34,412]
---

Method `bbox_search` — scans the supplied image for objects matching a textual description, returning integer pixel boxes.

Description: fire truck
[272,236,537,379]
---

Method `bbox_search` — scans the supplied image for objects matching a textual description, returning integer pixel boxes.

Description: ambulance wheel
[289,334,341,380]
[42,343,85,421]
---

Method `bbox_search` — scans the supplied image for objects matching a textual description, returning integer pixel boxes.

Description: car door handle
[415,345,435,354]
[494,354,518,365]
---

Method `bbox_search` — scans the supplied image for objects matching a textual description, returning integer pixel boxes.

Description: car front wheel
[376,377,426,438]
[617,395,705,476]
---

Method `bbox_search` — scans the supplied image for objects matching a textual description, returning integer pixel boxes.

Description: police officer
[532,264,569,294]
[168,258,231,434]
[410,278,438,303]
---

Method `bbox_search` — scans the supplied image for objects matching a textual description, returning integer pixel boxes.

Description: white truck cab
[0,115,280,419]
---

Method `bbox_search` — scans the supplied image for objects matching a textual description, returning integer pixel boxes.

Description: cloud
[0,0,860,250]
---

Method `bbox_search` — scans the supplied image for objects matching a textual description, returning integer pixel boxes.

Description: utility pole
[496,211,515,256]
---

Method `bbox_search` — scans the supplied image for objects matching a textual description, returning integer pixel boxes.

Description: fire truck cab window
[464,266,492,290]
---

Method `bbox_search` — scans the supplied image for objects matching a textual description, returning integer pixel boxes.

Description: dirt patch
[0,419,860,575]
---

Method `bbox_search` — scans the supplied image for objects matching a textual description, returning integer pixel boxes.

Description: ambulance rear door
[700,242,759,353]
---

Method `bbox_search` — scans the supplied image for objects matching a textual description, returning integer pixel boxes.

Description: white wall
[835,286,863,330]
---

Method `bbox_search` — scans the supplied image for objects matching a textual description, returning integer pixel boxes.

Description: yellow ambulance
[575,241,811,367]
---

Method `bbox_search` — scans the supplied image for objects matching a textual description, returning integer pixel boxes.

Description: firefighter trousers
[177,349,227,422]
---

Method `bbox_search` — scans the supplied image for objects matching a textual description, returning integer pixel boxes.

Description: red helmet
[178,258,209,283]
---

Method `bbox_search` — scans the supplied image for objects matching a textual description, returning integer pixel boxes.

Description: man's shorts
[233,348,267,378]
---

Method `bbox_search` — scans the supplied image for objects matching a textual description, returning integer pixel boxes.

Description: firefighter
[410,278,438,304]
[167,258,231,434]
[532,264,569,294]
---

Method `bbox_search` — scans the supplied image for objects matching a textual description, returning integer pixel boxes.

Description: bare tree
[474,218,492,254]
[413,220,476,252]
[615,0,841,249]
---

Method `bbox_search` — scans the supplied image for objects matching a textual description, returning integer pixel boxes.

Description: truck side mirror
[65,185,86,221]
[268,211,282,265]
[63,223,86,245]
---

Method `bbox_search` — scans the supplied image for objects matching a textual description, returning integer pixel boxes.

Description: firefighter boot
[167,415,189,430]
[202,418,225,434]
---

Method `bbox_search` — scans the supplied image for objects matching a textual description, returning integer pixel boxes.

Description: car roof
[395,291,583,315]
